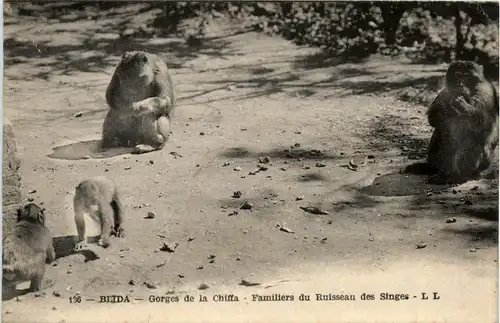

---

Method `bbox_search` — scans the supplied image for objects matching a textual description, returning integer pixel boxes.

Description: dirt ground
[2,4,499,323]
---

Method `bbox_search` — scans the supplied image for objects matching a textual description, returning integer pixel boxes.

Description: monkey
[101,51,176,154]
[73,176,125,251]
[2,203,56,295]
[404,60,499,184]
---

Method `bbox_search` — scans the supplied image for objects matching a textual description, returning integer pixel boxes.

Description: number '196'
[69,295,81,303]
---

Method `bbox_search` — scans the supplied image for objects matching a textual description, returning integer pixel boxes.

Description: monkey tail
[403,162,438,175]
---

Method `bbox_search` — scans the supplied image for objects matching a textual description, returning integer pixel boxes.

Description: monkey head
[117,51,155,81]
[17,203,46,225]
[445,60,485,94]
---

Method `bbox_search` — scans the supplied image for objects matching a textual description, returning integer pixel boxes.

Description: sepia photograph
[2,1,499,322]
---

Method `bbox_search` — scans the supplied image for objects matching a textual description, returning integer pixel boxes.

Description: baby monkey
[73,176,125,250]
[3,203,56,294]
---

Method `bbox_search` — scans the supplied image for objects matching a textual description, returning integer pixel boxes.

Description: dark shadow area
[4,3,250,82]
[465,205,499,222]
[362,114,430,157]
[293,52,367,70]
[219,146,342,161]
[336,74,443,104]
[331,193,380,212]
[442,224,498,247]
[297,173,329,182]
[47,140,135,160]
[359,172,452,197]
[53,235,100,262]
[2,285,37,301]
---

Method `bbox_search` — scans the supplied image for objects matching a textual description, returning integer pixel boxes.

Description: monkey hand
[453,96,474,114]
[97,238,110,249]
[114,227,125,238]
[132,102,154,115]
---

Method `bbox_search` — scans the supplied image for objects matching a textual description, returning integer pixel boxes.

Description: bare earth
[3,5,498,323]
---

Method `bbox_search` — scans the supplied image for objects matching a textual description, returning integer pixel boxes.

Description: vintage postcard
[2,1,498,322]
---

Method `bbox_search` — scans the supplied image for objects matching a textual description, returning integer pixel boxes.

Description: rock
[223,162,231,167]
[73,112,83,118]
[160,242,178,252]
[170,151,183,158]
[199,132,205,136]
[28,189,37,194]
[295,196,304,201]
[145,211,156,219]
[258,165,269,171]
[300,206,329,215]
[240,202,253,210]
[279,225,295,233]
[416,243,427,249]
[228,211,238,216]
[445,217,457,223]
[178,274,185,278]
[143,282,157,289]
[52,291,61,297]
[188,237,195,242]
[128,280,136,286]
[315,163,326,168]
[258,156,271,164]
[156,262,166,268]
[197,265,204,270]
[198,283,209,290]
[280,167,287,171]
[239,280,260,287]
[470,248,477,253]
[232,191,242,198]
[234,167,242,171]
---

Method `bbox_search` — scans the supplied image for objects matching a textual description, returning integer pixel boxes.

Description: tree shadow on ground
[442,224,498,247]
[219,146,342,161]
[47,140,136,160]
[292,51,368,70]
[4,3,247,82]
[359,172,452,197]
[362,114,430,157]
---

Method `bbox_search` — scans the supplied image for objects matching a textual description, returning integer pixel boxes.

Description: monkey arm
[132,78,174,117]
[427,97,446,128]
[105,72,120,109]
[132,96,171,117]
[45,244,56,263]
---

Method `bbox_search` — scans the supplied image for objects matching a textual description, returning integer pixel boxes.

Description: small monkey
[102,51,176,154]
[405,60,499,184]
[73,176,125,250]
[2,203,56,294]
